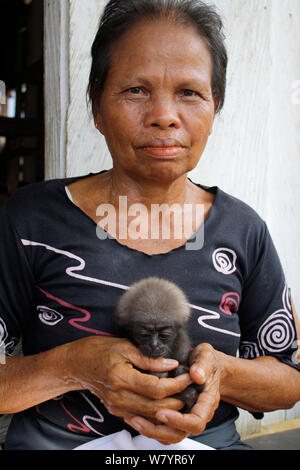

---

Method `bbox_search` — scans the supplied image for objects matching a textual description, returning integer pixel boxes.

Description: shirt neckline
[55,171,220,257]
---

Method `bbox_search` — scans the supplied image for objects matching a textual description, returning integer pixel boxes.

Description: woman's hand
[64,336,192,421]
[124,343,224,444]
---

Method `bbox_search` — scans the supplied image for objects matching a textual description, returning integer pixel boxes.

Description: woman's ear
[213,96,220,115]
[209,96,220,136]
[95,121,102,133]
[92,97,105,134]
[94,112,104,135]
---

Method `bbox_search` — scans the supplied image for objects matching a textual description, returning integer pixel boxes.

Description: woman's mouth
[137,139,187,158]
[141,146,185,157]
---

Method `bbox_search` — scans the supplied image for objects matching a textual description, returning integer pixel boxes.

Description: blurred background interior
[0,0,44,206]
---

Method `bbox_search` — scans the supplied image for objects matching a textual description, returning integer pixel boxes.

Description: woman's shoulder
[5,170,106,210]
[5,178,69,212]
[198,181,265,229]
[205,186,266,240]
[217,187,264,223]
[1,176,90,236]
[4,174,93,214]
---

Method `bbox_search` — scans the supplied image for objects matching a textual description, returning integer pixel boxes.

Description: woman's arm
[0,345,76,414]
[217,351,300,412]
[0,336,191,416]
[221,300,300,411]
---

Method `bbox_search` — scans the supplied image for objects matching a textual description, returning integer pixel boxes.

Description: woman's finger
[189,343,218,385]
[154,359,221,436]
[128,351,180,373]
[102,387,184,418]
[110,362,192,399]
[124,416,189,445]
[155,384,219,435]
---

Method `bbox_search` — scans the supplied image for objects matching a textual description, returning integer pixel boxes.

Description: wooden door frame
[44,0,69,179]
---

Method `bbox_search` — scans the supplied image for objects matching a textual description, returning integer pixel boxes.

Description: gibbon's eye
[159,329,174,341]
[159,333,171,341]
[138,331,150,339]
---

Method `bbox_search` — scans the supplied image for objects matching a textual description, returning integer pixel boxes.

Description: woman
[1,0,300,450]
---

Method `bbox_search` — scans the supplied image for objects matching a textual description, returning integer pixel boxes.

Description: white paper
[74,429,214,450]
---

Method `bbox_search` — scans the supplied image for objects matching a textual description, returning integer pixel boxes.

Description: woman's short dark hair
[87,0,228,114]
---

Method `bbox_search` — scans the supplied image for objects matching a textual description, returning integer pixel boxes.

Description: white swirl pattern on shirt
[212,248,237,275]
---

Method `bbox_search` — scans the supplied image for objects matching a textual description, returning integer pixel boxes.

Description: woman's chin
[143,162,191,184]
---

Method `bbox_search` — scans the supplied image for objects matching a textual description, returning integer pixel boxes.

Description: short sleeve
[238,222,300,372]
[0,202,35,356]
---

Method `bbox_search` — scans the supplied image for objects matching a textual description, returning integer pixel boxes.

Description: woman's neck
[108,167,193,209]
[65,168,215,255]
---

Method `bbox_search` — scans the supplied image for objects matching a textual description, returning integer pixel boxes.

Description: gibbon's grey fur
[115,277,204,412]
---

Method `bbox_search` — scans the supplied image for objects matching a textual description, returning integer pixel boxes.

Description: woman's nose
[144,96,181,130]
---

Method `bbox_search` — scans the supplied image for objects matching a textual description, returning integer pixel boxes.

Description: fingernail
[157,413,168,423]
[195,367,206,381]
[128,418,143,432]
[163,359,178,366]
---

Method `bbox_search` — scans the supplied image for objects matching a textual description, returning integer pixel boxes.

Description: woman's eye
[127,87,148,95]
[129,87,142,94]
[182,89,199,97]
[124,87,148,100]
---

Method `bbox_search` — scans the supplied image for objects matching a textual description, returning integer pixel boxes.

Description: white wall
[44,0,300,437]
[66,0,112,176]
[190,0,300,317]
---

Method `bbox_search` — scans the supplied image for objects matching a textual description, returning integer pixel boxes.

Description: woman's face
[96,19,217,184]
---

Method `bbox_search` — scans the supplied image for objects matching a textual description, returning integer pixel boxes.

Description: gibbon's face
[127,321,177,358]
[96,19,217,184]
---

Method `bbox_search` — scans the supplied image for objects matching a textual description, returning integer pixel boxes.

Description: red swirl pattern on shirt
[219,292,240,315]
[36,286,113,336]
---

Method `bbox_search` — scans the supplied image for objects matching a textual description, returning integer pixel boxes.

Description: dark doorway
[0,0,44,206]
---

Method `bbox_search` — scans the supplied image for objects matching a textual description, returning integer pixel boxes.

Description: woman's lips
[138,146,186,158]
[136,138,187,158]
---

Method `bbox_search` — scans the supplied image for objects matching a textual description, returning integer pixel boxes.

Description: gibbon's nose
[140,344,163,358]
[151,333,159,348]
